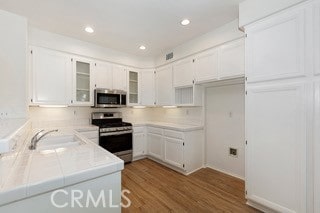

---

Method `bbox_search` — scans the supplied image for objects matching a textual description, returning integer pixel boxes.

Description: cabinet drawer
[133,127,145,133]
[164,129,184,140]
[147,127,163,135]
[80,131,98,139]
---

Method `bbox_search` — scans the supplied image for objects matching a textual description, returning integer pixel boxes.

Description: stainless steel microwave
[94,89,127,108]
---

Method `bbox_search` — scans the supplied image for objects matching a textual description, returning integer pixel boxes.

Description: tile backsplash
[28,106,204,128]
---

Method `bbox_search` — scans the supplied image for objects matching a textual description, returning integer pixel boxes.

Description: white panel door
[31,47,72,105]
[246,6,309,82]
[133,132,146,157]
[147,133,163,160]
[314,81,320,213]
[163,137,184,169]
[94,61,113,89]
[219,39,245,79]
[246,82,307,213]
[155,65,174,106]
[172,58,194,88]
[113,65,127,91]
[194,48,219,83]
[140,70,155,106]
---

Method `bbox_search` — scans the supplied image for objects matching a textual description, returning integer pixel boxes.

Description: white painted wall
[0,10,27,119]
[239,0,307,27]
[28,27,155,69]
[155,19,244,67]
[205,84,245,179]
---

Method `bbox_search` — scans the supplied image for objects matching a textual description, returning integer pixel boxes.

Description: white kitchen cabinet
[155,65,174,106]
[219,39,245,79]
[314,1,320,76]
[133,127,147,160]
[30,46,72,105]
[315,81,320,213]
[147,132,163,160]
[72,57,94,106]
[128,69,140,105]
[113,64,127,91]
[246,83,307,213]
[194,48,219,84]
[140,70,155,106]
[245,5,311,83]
[163,137,184,169]
[145,126,204,175]
[94,61,113,89]
[173,57,194,88]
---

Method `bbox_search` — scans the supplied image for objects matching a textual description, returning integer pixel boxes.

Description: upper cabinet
[140,70,156,106]
[172,57,194,88]
[72,57,94,106]
[30,47,72,105]
[94,61,113,89]
[245,6,310,82]
[194,48,219,84]
[194,39,245,84]
[113,65,127,91]
[155,65,174,106]
[128,69,140,105]
[219,39,245,79]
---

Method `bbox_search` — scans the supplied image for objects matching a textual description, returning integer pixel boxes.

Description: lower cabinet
[133,127,147,159]
[147,132,163,160]
[144,126,204,175]
[246,82,307,213]
[163,137,184,169]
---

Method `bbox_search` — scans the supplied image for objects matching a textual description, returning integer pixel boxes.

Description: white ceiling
[0,0,243,56]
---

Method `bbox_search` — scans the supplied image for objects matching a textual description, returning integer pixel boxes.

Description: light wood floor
[122,159,260,213]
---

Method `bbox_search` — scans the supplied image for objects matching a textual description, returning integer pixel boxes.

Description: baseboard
[246,200,277,213]
[205,165,244,180]
[133,155,147,161]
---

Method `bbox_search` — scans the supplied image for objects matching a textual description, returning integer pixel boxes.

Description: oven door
[99,131,133,162]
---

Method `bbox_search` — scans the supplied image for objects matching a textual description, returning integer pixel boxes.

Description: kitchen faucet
[29,129,58,150]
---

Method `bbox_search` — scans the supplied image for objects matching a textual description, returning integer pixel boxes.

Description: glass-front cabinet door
[72,57,94,106]
[128,69,140,105]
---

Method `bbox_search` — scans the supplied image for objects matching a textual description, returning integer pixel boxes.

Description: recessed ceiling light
[139,45,146,50]
[85,27,94,33]
[181,19,190,26]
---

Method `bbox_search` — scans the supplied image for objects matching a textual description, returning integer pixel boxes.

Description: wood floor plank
[122,159,260,213]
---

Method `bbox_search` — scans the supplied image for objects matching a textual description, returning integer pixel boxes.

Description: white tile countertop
[0,126,123,207]
[131,121,204,131]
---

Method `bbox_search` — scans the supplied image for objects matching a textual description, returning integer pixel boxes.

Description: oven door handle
[100,130,133,136]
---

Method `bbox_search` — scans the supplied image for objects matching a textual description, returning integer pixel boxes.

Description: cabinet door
[245,6,310,82]
[163,137,184,169]
[155,66,174,106]
[133,132,146,157]
[147,133,163,160]
[72,57,94,106]
[94,62,113,89]
[314,81,320,213]
[31,47,72,105]
[194,48,219,83]
[113,65,127,91]
[140,70,155,106]
[128,69,139,105]
[246,82,307,213]
[173,58,194,88]
[219,39,245,79]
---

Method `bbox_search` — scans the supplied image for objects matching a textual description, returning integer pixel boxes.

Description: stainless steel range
[91,112,133,163]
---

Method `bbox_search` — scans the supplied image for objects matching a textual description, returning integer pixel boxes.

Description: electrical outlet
[229,148,238,157]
